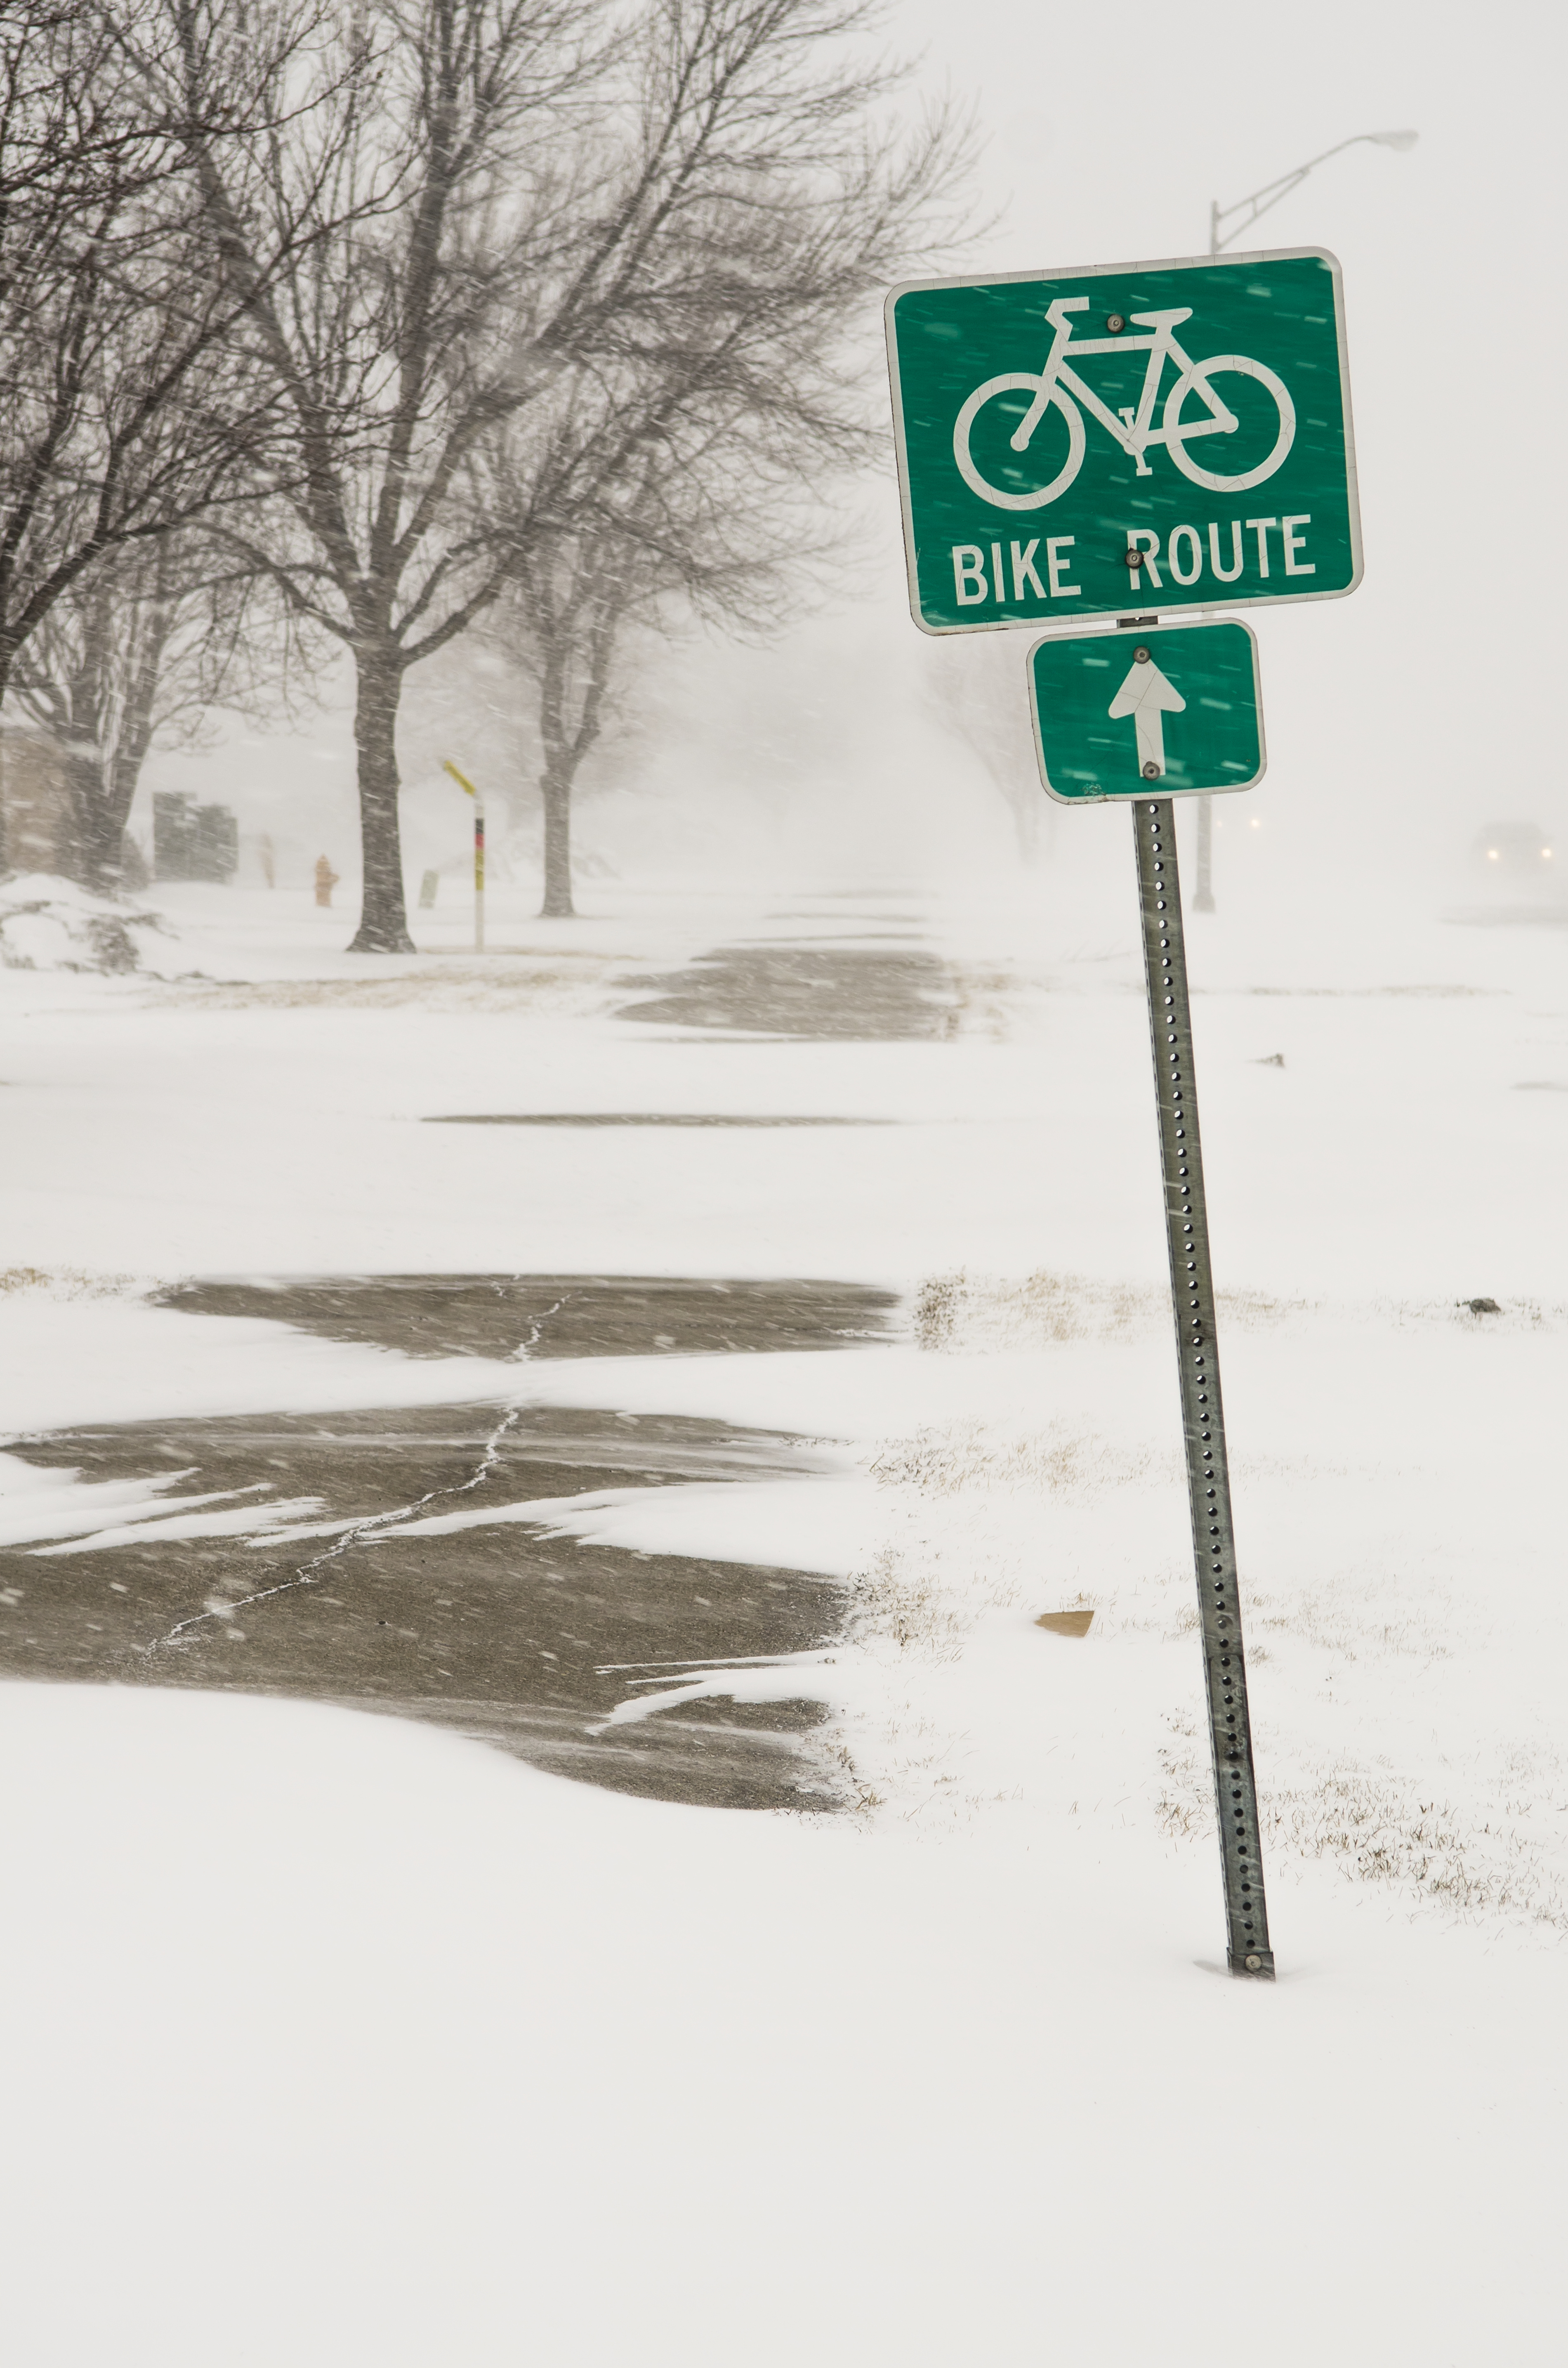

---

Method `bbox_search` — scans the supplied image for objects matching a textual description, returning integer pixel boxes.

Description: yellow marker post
[442,760,485,952]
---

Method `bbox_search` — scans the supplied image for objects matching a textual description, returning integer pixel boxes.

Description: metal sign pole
[441,758,485,953]
[1133,796,1275,1978]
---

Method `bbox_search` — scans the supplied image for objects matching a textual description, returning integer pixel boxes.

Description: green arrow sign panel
[886,249,1359,633]
[1028,619,1264,803]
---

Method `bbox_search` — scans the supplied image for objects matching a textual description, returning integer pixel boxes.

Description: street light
[1191,128,1417,914]
[1209,130,1419,257]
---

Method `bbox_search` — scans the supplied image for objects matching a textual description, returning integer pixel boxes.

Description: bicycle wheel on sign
[1163,354,1295,493]
[952,373,1085,510]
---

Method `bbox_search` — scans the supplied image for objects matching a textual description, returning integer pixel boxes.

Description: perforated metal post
[1133,797,1275,1978]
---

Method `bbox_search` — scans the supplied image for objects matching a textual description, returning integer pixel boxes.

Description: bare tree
[511,531,619,918]
[160,0,611,951]
[5,534,311,888]
[0,2,358,711]
[505,414,832,915]
[482,0,977,918]
[922,631,1051,864]
[170,0,969,951]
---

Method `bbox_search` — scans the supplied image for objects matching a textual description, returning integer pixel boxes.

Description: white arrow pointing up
[1108,651,1185,780]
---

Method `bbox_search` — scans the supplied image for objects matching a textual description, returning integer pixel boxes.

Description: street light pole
[1191,128,1417,916]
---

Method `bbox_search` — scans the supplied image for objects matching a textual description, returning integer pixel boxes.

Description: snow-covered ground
[1,851,1565,2363]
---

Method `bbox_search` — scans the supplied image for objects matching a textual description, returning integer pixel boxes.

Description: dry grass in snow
[830,1267,1568,1933]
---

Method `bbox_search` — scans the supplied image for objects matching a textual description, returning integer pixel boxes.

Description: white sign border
[884,246,1362,637]
[1025,614,1267,806]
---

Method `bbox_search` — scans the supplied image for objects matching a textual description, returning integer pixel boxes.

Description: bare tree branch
[0,0,382,713]
[161,0,974,949]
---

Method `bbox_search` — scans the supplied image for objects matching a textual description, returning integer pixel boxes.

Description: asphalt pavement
[0,1398,862,1808]
[151,1274,898,1362]
[1,928,929,1808]
[620,940,958,1038]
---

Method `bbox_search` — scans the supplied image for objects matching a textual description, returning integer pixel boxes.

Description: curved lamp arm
[1211,130,1417,253]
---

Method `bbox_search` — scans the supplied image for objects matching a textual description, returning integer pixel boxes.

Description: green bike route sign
[885,248,1360,634]
[1028,619,1264,803]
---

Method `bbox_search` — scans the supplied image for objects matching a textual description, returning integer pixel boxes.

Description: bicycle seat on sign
[1128,309,1193,331]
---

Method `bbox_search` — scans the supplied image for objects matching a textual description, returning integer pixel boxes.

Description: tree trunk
[349,644,415,952]
[540,766,575,917]
[57,606,117,890]
[69,754,132,892]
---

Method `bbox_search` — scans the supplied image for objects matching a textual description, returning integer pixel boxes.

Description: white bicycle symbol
[953,298,1295,511]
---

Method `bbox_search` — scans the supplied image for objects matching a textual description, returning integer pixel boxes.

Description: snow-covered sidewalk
[2,1681,1561,2366]
[0,866,1564,2361]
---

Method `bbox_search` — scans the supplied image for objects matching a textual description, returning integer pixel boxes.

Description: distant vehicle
[1471,820,1555,878]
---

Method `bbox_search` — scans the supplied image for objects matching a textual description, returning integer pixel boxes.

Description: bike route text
[949,514,1318,609]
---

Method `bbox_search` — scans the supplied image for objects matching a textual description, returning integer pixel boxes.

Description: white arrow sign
[1108,651,1185,779]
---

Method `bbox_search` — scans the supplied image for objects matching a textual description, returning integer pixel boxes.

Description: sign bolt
[1142,760,1162,779]
[1134,646,1151,663]
[1122,548,1141,568]
[1106,313,1126,332]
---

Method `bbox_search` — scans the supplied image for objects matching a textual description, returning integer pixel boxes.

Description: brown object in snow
[1035,1609,1094,1638]
[314,855,340,907]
